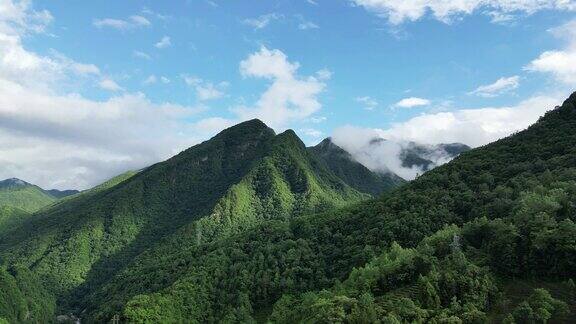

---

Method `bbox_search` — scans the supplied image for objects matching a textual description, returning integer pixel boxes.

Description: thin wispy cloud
[133,50,151,60]
[183,76,228,101]
[242,13,282,29]
[154,36,171,49]
[99,78,123,92]
[352,0,576,25]
[298,21,319,30]
[93,15,150,30]
[470,76,520,97]
[356,96,378,110]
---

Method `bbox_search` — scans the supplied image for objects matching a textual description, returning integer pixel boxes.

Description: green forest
[1,93,576,323]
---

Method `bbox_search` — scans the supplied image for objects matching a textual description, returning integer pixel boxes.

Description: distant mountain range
[0,177,79,212]
[0,178,79,234]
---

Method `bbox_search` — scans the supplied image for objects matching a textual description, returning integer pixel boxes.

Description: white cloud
[0,3,330,189]
[143,75,169,86]
[242,13,282,29]
[356,96,378,110]
[298,21,319,30]
[0,1,210,189]
[395,97,430,108]
[0,0,52,35]
[143,75,157,85]
[332,94,564,179]
[93,15,150,30]
[316,68,332,80]
[308,116,327,123]
[470,75,520,97]
[183,75,227,101]
[99,78,123,92]
[234,46,326,128]
[351,0,576,25]
[300,128,323,138]
[383,94,562,147]
[525,19,576,85]
[133,50,151,60]
[154,36,171,49]
[332,126,429,179]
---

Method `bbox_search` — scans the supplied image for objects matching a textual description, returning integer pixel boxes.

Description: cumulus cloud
[0,79,205,189]
[469,75,520,97]
[242,13,282,29]
[356,96,379,110]
[395,97,430,108]
[93,15,150,30]
[379,95,560,147]
[0,0,206,189]
[525,19,576,85]
[154,36,171,49]
[0,0,52,35]
[351,0,576,24]
[0,2,331,189]
[233,46,327,128]
[332,94,564,179]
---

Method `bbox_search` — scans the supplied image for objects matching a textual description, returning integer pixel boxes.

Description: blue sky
[1,0,576,189]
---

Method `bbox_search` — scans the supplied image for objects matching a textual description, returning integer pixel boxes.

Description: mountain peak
[0,178,31,189]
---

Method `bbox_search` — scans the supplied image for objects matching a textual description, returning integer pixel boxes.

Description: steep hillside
[309,138,405,195]
[75,93,575,323]
[0,119,369,323]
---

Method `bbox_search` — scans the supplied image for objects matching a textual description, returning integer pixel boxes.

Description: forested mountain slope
[2,91,576,322]
[0,119,373,323]
[0,178,79,235]
[68,92,576,323]
[309,138,405,196]
[0,178,58,213]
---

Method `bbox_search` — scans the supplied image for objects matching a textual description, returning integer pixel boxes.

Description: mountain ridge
[1,95,576,323]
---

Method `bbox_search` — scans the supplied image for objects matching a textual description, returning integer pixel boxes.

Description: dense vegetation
[0,179,57,213]
[0,120,377,323]
[1,92,575,323]
[0,178,79,236]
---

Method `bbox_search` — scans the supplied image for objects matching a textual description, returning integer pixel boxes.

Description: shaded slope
[309,138,405,196]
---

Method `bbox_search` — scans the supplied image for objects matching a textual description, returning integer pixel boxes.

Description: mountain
[0,178,79,212]
[0,178,79,234]
[0,119,372,323]
[309,138,405,195]
[2,90,576,323]
[77,94,576,322]
[0,178,57,213]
